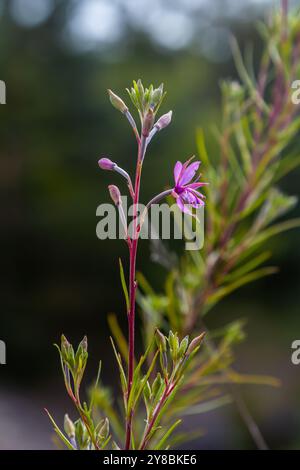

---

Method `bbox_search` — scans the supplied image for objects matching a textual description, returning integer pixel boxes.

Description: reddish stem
[139,383,174,450]
[125,136,146,450]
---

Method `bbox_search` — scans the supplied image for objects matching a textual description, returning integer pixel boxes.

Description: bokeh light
[10,0,54,28]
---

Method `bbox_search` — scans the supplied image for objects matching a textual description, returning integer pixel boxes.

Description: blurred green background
[0,0,300,449]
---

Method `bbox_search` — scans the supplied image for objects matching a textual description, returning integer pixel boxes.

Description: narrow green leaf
[133,351,159,410]
[183,395,232,415]
[155,420,182,450]
[45,409,76,450]
[206,267,278,308]
[89,361,102,413]
[119,258,130,313]
[230,36,269,113]
[224,251,272,283]
[100,435,111,450]
[127,338,155,414]
[110,337,127,396]
[108,313,128,364]
[250,218,300,248]
[136,272,155,295]
[195,128,210,167]
[274,154,300,182]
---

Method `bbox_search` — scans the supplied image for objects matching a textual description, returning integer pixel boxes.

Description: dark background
[0,0,300,449]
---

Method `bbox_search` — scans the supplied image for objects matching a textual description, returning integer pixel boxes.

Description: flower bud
[61,334,74,364]
[151,83,164,107]
[137,79,144,96]
[79,335,88,353]
[98,418,109,440]
[168,331,179,356]
[142,108,155,137]
[64,414,75,439]
[98,157,116,171]
[108,184,121,206]
[155,111,172,131]
[186,332,206,355]
[108,89,128,114]
[61,334,70,350]
[155,328,167,352]
[75,419,89,448]
[178,335,189,357]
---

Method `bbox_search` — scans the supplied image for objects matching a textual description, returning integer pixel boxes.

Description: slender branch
[125,134,147,450]
[67,387,100,450]
[125,110,140,144]
[138,188,174,231]
[139,383,174,450]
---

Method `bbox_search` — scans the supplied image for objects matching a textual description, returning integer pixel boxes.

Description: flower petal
[178,161,200,186]
[188,188,206,204]
[174,161,182,184]
[187,182,209,190]
[176,196,194,215]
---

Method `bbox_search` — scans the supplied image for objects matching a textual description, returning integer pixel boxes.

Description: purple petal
[174,161,182,184]
[187,182,209,190]
[178,161,200,186]
[183,190,196,205]
[176,196,193,216]
[189,189,205,204]
[188,188,205,200]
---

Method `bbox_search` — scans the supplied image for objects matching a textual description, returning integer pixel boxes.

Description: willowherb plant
[47,1,300,451]
[46,80,209,450]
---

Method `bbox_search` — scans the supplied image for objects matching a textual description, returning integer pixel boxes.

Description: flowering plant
[47,1,300,450]
[46,80,208,451]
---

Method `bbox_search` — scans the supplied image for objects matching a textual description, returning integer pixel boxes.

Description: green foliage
[140,4,300,333]
[48,336,110,450]
[48,4,300,451]
[126,79,166,122]
[48,331,206,450]
[136,3,300,447]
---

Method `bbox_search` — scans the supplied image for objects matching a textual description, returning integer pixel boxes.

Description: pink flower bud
[186,332,206,355]
[108,185,121,206]
[155,111,172,131]
[98,157,116,171]
[142,108,155,137]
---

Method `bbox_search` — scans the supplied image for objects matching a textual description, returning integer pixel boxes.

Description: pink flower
[172,158,207,215]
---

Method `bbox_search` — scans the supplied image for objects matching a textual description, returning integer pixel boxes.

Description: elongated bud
[156,329,168,376]
[61,334,74,361]
[151,83,164,107]
[108,184,121,206]
[169,330,179,361]
[75,419,89,448]
[137,79,144,96]
[79,335,88,353]
[142,108,155,137]
[61,334,70,349]
[98,418,109,440]
[155,328,167,352]
[186,332,206,355]
[98,157,116,171]
[155,111,172,131]
[108,89,128,114]
[64,414,75,439]
[179,335,189,357]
